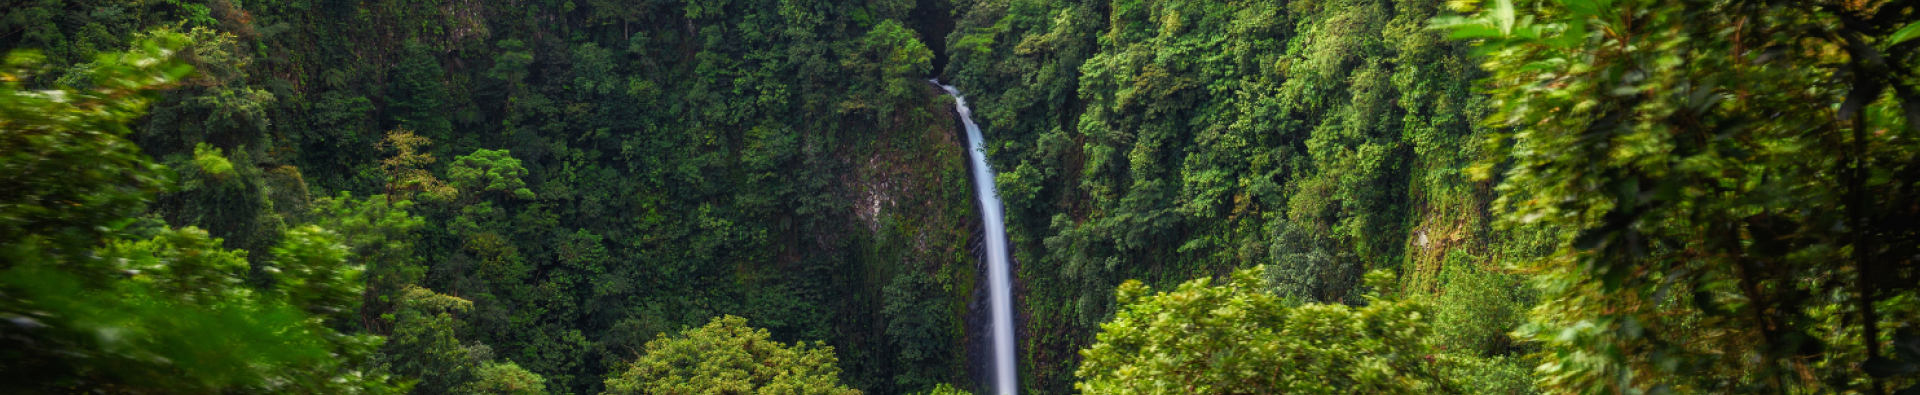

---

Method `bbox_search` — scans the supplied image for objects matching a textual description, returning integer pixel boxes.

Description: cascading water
[937,82,1017,395]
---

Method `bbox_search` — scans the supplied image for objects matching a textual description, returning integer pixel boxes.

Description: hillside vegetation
[3,0,1919,394]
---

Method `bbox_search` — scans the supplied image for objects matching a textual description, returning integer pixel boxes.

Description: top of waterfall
[932,81,971,118]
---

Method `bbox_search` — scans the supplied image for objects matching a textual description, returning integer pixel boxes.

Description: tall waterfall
[938,82,1017,395]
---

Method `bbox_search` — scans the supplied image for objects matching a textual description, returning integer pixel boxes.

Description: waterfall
[937,82,1017,395]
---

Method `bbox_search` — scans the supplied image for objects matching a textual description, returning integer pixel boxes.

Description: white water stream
[937,82,1017,395]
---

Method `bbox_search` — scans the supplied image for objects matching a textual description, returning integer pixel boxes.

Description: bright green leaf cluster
[450,149,534,200]
[193,142,236,180]
[602,315,861,395]
[1077,267,1450,395]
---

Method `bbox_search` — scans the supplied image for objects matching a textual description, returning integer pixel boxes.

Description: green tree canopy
[602,315,861,395]
[1076,267,1451,395]
[0,31,188,256]
[466,361,550,395]
[449,149,533,200]
[0,33,402,395]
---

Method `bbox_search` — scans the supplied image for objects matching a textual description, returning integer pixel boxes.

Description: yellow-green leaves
[467,361,551,395]
[193,142,235,180]
[106,226,250,303]
[378,129,456,203]
[602,315,860,395]
[1077,267,1448,395]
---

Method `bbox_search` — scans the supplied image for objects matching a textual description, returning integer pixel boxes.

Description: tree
[3,225,402,395]
[465,361,550,395]
[0,31,187,257]
[602,315,861,395]
[1075,268,1451,395]
[379,285,551,395]
[387,41,451,142]
[1442,0,1920,392]
[139,27,281,258]
[382,286,480,395]
[269,225,363,325]
[449,149,533,200]
[908,384,972,395]
[840,19,935,121]
[0,33,403,395]
[881,270,957,390]
[139,27,275,155]
[193,142,237,180]
[378,129,455,203]
[306,191,426,333]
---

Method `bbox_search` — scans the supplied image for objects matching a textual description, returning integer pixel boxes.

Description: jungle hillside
[2,0,1918,394]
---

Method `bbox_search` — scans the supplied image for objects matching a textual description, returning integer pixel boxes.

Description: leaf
[1890,20,1920,46]
[1554,18,1589,50]
[1444,21,1504,39]
[1493,0,1516,35]
[1557,0,1602,18]
[1519,59,1564,73]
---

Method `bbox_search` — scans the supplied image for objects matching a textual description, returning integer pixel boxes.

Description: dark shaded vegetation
[2,0,975,393]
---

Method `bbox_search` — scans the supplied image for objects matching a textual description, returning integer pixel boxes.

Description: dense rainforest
[3,0,1919,393]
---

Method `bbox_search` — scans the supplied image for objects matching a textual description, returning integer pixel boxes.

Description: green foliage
[0,234,392,394]
[1444,0,1920,392]
[1430,250,1527,357]
[946,0,1495,390]
[141,27,276,156]
[466,361,550,395]
[133,25,290,258]
[307,191,426,328]
[387,42,452,142]
[909,383,972,395]
[0,34,404,395]
[378,130,455,203]
[881,267,958,390]
[381,286,489,395]
[40,0,1920,394]
[194,142,237,179]
[104,226,252,302]
[1266,222,1361,305]
[1077,267,1449,394]
[157,138,278,256]
[449,149,533,200]
[269,225,362,324]
[9,0,1007,392]
[0,31,189,255]
[602,315,861,395]
[484,39,533,89]
[1439,354,1536,395]
[842,19,936,119]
